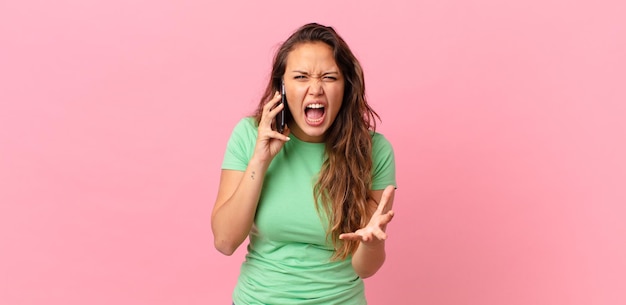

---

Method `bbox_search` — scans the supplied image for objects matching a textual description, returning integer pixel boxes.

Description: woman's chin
[293,125,328,143]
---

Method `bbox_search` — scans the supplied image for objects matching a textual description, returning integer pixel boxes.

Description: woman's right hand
[254,91,291,163]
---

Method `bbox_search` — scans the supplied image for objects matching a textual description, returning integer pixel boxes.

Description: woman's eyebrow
[291,70,340,75]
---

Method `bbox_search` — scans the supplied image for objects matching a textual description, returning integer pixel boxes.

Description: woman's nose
[308,79,324,95]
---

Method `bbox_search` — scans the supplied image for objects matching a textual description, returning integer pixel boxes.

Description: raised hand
[254,91,291,163]
[339,185,395,244]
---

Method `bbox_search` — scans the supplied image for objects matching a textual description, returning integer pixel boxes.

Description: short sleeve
[221,117,257,171]
[371,133,397,190]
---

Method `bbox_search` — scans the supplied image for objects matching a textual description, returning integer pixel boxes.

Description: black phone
[276,81,287,133]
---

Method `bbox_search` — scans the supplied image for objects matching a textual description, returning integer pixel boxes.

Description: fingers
[260,92,281,125]
[339,226,390,243]
[373,229,388,241]
[383,185,395,200]
[339,186,396,245]
[376,185,396,213]
[339,233,361,241]
[259,92,290,141]
[262,91,282,113]
[262,92,284,124]
[340,231,386,242]
[339,208,395,244]
[379,210,394,226]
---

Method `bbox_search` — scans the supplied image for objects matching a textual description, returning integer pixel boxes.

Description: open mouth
[304,103,325,124]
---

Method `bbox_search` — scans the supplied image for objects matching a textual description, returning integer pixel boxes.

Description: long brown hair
[254,23,380,260]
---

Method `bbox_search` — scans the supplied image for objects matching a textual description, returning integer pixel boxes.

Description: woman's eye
[294,75,307,80]
[323,76,337,81]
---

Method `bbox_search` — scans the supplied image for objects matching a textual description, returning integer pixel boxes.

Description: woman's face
[283,42,344,143]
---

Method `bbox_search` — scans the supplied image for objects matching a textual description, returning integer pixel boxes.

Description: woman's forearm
[351,240,386,278]
[347,187,395,278]
[211,157,269,255]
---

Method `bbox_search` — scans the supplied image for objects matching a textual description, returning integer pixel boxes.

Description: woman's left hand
[339,185,395,244]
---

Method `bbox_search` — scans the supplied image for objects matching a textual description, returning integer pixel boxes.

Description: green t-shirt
[221,117,396,305]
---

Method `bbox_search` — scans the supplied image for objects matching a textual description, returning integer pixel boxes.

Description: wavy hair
[254,23,380,260]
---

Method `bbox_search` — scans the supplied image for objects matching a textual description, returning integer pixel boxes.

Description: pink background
[1,1,625,304]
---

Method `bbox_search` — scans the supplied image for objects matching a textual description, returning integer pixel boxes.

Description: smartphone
[276,81,287,133]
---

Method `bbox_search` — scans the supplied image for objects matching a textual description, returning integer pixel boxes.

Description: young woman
[212,23,397,304]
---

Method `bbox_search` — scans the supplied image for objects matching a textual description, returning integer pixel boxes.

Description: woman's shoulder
[225,117,259,150]
[230,116,258,136]
[370,130,393,151]
[235,116,257,129]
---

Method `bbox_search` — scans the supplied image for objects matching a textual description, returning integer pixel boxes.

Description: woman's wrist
[248,154,271,171]
[358,239,386,252]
